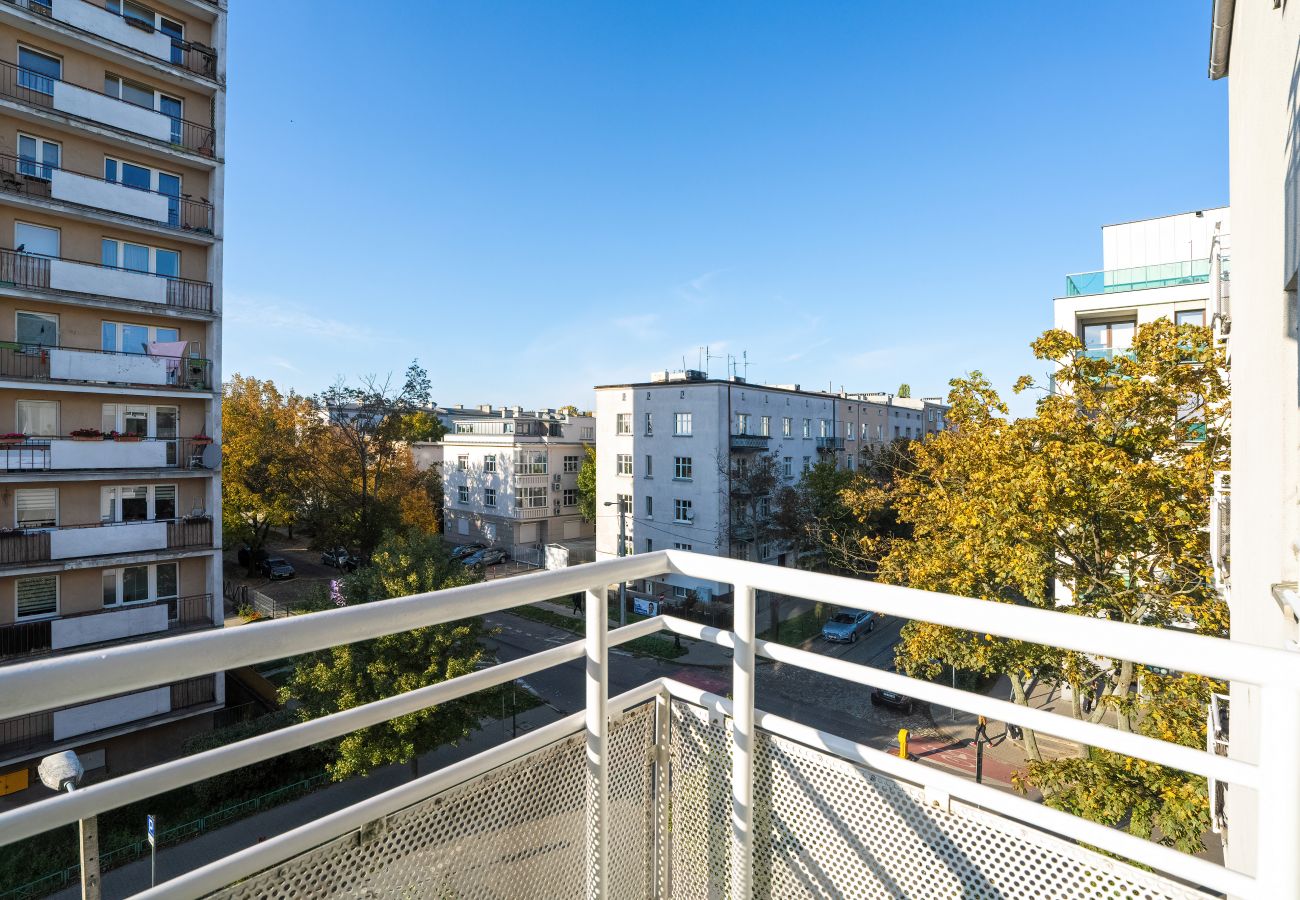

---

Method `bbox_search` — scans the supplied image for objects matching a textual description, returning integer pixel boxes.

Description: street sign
[148,814,157,888]
[147,814,155,847]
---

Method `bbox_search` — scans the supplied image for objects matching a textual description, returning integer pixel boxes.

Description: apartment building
[441,406,595,559]
[0,0,225,799]
[1053,208,1230,358]
[1207,0,1299,877]
[594,372,947,601]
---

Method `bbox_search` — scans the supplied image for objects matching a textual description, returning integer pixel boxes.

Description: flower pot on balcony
[0,435,26,446]
[113,435,142,443]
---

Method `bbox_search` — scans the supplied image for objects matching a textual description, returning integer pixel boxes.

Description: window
[782,417,792,437]
[877,424,884,440]
[563,455,580,473]
[644,454,653,477]
[16,310,58,347]
[17,46,60,95]
[645,538,653,553]
[102,564,154,607]
[737,413,751,435]
[674,412,692,435]
[674,586,688,598]
[802,456,811,473]
[517,486,547,508]
[104,156,182,225]
[616,453,633,476]
[846,421,854,441]
[1175,309,1206,327]
[456,485,470,504]
[483,454,496,473]
[735,457,749,479]
[1081,318,1135,351]
[581,426,595,440]
[156,561,178,617]
[894,425,900,438]
[673,456,693,479]
[17,399,57,437]
[15,488,56,528]
[617,493,632,515]
[674,499,693,523]
[644,412,653,435]
[16,221,59,257]
[847,456,855,471]
[17,133,59,180]
[101,239,179,278]
[645,496,654,517]
[861,422,869,439]
[673,542,693,552]
[760,416,770,437]
[457,454,469,471]
[782,457,793,477]
[515,450,548,474]
[819,419,829,438]
[15,575,57,620]
[100,483,174,522]
[562,488,578,507]
[759,542,772,560]
[802,418,811,439]
[484,488,496,507]
[616,413,632,435]
[101,321,180,354]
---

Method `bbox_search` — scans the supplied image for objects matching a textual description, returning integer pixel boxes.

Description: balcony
[1064,258,1210,297]
[729,433,770,450]
[0,515,212,568]
[0,343,213,390]
[0,592,213,664]
[0,152,214,233]
[1,0,218,80]
[514,504,550,520]
[0,248,213,312]
[0,59,215,156]
[815,435,845,451]
[0,551,1293,898]
[0,435,214,472]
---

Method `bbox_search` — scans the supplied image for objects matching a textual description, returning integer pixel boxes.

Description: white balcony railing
[0,552,1297,898]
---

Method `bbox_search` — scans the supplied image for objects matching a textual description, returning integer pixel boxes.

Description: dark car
[451,543,486,560]
[871,669,915,715]
[464,547,509,568]
[321,547,357,571]
[259,556,295,580]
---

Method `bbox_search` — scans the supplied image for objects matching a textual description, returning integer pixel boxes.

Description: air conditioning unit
[552,475,561,489]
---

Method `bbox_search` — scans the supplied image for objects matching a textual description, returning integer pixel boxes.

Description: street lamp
[603,500,627,627]
[39,751,99,900]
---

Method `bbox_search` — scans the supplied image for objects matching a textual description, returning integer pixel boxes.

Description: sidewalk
[531,599,734,666]
[51,705,566,900]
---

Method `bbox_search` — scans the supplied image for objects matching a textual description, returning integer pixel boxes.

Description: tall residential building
[594,371,947,602]
[1208,0,1299,878]
[0,0,225,800]
[440,406,595,559]
[1053,208,1230,357]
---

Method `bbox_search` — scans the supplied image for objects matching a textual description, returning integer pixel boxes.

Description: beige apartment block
[0,0,225,802]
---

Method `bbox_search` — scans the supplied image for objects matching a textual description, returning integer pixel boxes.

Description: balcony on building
[729,433,770,451]
[0,342,213,390]
[0,58,215,156]
[0,248,213,312]
[1064,258,1210,297]
[2,0,219,80]
[815,435,845,451]
[0,152,214,234]
[0,514,213,569]
[0,591,213,665]
[0,551,1290,898]
[0,434,214,472]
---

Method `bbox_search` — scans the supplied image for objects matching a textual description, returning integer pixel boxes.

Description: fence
[0,773,329,900]
[224,582,293,620]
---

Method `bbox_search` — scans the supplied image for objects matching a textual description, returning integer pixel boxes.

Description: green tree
[897,383,911,398]
[577,444,597,522]
[221,375,313,572]
[279,529,484,780]
[557,404,580,417]
[870,319,1228,851]
[399,409,446,443]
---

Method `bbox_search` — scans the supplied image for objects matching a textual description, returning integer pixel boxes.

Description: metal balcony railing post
[1256,682,1300,898]
[584,583,608,898]
[731,582,756,897]
[652,685,672,898]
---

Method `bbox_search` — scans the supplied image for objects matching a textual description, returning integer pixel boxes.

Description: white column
[1255,683,1300,898]
[585,583,609,897]
[731,581,757,896]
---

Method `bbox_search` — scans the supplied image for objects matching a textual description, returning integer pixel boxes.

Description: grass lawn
[758,602,830,645]
[505,604,687,660]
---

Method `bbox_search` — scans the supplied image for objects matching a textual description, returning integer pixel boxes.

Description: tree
[870,319,1228,850]
[726,451,784,633]
[279,529,484,780]
[309,362,434,556]
[557,404,580,417]
[221,375,313,571]
[577,445,597,522]
[399,409,446,443]
[897,383,911,398]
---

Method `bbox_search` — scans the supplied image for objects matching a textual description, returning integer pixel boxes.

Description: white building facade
[440,407,595,560]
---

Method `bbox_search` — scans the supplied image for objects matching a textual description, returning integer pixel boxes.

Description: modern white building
[440,406,595,559]
[1054,208,1230,358]
[594,372,947,602]
[1207,0,1299,879]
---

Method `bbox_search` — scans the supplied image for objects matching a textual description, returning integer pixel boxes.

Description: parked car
[321,547,357,571]
[451,543,486,560]
[236,544,268,568]
[871,667,914,714]
[464,547,509,568]
[821,608,876,643]
[259,556,296,580]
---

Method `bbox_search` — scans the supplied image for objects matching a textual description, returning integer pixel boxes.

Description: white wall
[51,169,170,222]
[1101,208,1230,270]
[51,603,168,649]
[49,260,169,305]
[53,686,170,740]
[53,0,174,59]
[49,521,168,559]
[51,81,173,143]
[48,347,171,385]
[48,439,169,469]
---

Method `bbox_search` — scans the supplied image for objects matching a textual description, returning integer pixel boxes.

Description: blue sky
[222,2,1226,416]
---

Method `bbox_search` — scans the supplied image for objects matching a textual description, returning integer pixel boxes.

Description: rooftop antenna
[741,350,750,380]
[705,346,724,378]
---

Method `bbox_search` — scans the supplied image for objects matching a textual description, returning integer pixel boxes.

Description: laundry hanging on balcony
[146,340,190,381]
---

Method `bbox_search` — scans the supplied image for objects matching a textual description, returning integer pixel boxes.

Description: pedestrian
[571,592,583,615]
[1007,722,1023,742]
[975,715,988,745]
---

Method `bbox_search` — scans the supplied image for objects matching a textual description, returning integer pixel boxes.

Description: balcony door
[100,483,176,523]
[17,46,60,95]
[15,222,59,258]
[1081,319,1135,353]
[17,400,57,438]
[157,406,178,465]
[16,310,57,347]
[17,134,59,181]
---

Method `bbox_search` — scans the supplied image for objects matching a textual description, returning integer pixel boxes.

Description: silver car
[821,609,877,643]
